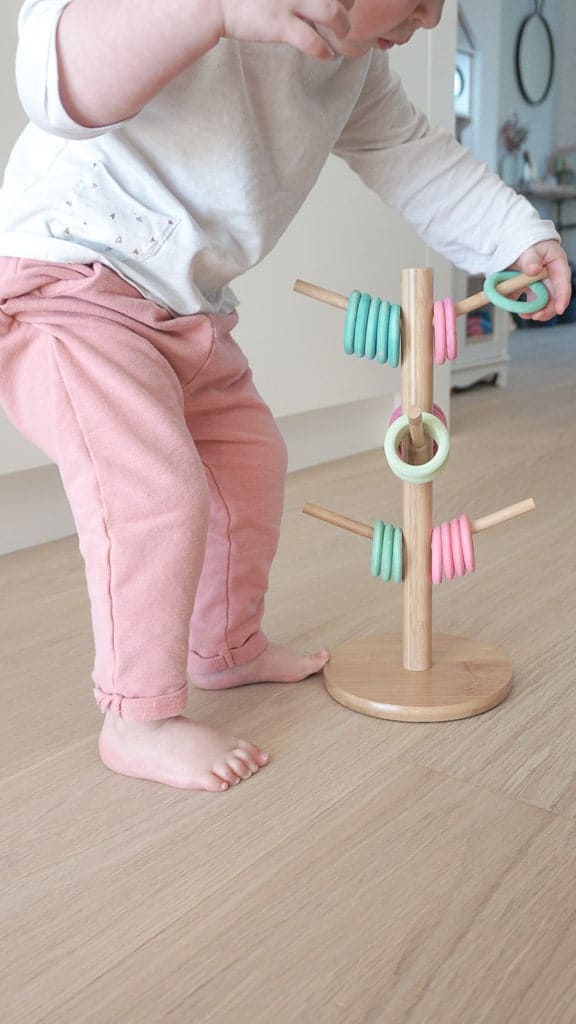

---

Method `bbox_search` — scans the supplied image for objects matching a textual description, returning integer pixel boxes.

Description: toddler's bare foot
[191,641,330,690]
[98,713,269,791]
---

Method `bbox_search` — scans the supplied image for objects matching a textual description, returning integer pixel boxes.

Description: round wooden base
[323,633,512,722]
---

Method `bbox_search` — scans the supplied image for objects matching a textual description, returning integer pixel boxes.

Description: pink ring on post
[431,514,475,583]
[444,298,458,361]
[441,521,454,580]
[450,517,465,576]
[433,300,447,364]
[433,298,458,364]
[460,514,475,572]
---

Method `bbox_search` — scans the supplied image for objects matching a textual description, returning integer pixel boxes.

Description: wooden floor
[1,323,576,1023]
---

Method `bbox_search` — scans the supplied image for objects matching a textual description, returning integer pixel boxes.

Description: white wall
[460,0,574,260]
[0,1,458,552]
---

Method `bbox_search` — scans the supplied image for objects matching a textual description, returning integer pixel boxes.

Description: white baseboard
[277,393,397,472]
[0,393,403,553]
[1,464,77,555]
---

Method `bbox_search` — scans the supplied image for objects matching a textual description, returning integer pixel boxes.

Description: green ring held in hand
[483,270,549,314]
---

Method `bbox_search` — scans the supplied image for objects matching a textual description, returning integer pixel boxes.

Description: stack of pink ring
[389,403,448,456]
[433,298,458,364]
[431,514,475,584]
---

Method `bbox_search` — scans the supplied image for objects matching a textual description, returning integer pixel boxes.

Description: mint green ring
[380,522,394,580]
[391,527,403,583]
[344,290,361,354]
[484,271,549,314]
[354,293,371,355]
[370,521,403,581]
[384,412,450,484]
[371,519,384,576]
[376,301,390,363]
[365,297,381,359]
[387,304,402,367]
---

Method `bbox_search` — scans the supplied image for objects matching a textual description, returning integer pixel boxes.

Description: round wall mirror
[515,11,554,105]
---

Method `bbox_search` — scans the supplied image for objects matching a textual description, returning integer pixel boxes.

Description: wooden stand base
[323,633,512,722]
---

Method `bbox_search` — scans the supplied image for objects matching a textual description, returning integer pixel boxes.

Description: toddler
[0,0,570,791]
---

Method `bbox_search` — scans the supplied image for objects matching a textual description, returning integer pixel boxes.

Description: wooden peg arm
[293,279,348,310]
[302,503,374,539]
[294,273,549,321]
[470,498,535,534]
[302,498,535,541]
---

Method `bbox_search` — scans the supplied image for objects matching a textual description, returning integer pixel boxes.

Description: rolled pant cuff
[94,683,188,720]
[188,630,267,674]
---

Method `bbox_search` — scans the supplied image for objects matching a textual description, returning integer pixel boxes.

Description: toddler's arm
[55,0,353,129]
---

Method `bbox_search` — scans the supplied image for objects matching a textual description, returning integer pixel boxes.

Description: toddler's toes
[203,773,231,792]
[309,648,330,673]
[238,739,270,768]
[214,762,241,786]
[229,755,255,780]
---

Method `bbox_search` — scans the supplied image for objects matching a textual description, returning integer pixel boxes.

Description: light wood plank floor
[1,324,576,1023]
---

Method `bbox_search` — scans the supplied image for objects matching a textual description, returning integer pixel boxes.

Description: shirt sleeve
[15,0,134,139]
[333,53,560,275]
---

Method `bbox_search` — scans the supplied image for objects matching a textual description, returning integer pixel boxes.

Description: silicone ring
[376,300,390,364]
[354,293,371,355]
[444,298,458,360]
[441,520,454,580]
[370,520,403,582]
[391,526,403,583]
[365,297,381,360]
[431,527,442,585]
[387,304,401,367]
[460,514,475,572]
[433,298,458,364]
[384,412,450,483]
[433,299,447,364]
[344,291,361,354]
[371,519,384,577]
[450,517,465,577]
[483,271,549,314]
[389,403,447,456]
[381,522,393,580]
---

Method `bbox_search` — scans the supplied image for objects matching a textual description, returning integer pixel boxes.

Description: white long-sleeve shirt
[0,0,559,316]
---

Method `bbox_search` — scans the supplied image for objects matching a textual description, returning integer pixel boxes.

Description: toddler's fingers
[283,16,338,59]
[297,0,352,39]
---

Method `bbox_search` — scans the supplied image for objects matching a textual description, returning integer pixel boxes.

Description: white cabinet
[450,269,513,389]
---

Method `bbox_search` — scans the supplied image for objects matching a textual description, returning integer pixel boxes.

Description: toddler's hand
[508,240,571,321]
[219,0,354,61]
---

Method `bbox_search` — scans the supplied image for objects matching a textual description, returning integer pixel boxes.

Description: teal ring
[483,271,549,314]
[344,291,361,354]
[380,522,393,581]
[384,412,450,484]
[370,520,403,582]
[354,293,371,355]
[387,304,402,367]
[365,297,381,360]
[392,527,403,583]
[376,300,390,364]
[371,519,384,576]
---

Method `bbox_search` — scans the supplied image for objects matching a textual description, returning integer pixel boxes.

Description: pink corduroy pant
[0,258,287,719]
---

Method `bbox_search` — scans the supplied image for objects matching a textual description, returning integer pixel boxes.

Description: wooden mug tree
[294,267,547,722]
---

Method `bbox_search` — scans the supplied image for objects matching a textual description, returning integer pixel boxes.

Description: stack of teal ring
[371,521,403,582]
[344,291,401,367]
